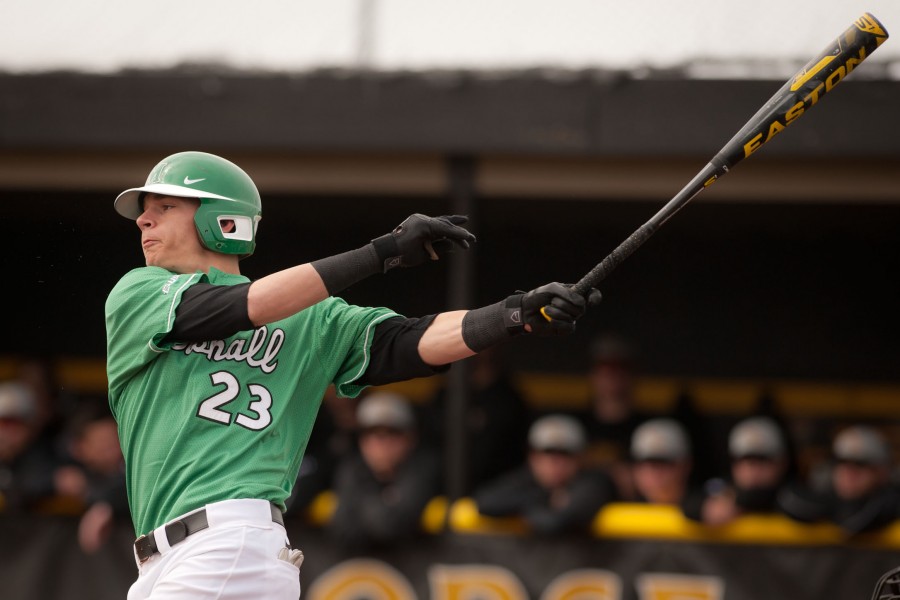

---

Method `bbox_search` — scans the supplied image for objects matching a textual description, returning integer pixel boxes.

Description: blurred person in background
[774,424,900,533]
[49,400,131,553]
[574,333,651,500]
[55,401,127,510]
[15,356,73,450]
[824,425,899,535]
[422,345,532,494]
[682,416,797,525]
[0,380,62,512]
[327,391,441,554]
[473,414,615,535]
[629,418,693,505]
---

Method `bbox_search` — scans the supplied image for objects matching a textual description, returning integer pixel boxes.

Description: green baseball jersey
[105,266,398,536]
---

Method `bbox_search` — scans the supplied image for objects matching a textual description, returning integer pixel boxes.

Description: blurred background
[2,1,900,599]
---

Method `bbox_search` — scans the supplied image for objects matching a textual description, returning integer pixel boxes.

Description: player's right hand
[372,213,476,272]
[518,282,602,336]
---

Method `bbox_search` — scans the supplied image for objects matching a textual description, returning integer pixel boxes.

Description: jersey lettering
[172,325,285,374]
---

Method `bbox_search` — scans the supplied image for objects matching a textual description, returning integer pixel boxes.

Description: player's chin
[142,247,163,268]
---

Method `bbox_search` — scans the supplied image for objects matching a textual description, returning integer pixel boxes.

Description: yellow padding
[306,490,338,526]
[593,503,847,546]
[855,519,900,548]
[421,496,449,534]
[448,497,529,535]
[305,495,900,548]
[305,491,448,533]
[592,503,703,539]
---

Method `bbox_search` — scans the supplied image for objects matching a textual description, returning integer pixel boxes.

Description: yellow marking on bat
[540,306,553,322]
[790,56,836,92]
[855,13,887,39]
[745,15,888,160]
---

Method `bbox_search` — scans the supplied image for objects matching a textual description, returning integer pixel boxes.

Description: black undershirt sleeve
[356,315,450,386]
[164,283,255,343]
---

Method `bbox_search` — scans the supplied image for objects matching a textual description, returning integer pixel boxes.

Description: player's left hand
[517,282,602,336]
[372,214,476,272]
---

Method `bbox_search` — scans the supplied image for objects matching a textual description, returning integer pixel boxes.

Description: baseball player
[106,150,601,599]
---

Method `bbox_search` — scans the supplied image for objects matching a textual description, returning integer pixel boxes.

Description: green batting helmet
[114,151,262,256]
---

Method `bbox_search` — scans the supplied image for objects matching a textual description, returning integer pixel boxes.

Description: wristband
[371,233,403,272]
[310,244,381,295]
[461,294,526,352]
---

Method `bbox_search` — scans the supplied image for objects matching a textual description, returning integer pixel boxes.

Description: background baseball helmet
[114,151,262,256]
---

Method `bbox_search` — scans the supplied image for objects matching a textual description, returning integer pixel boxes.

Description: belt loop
[165,519,189,546]
[152,522,173,554]
[271,503,285,527]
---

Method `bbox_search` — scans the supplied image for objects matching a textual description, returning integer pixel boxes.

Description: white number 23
[197,371,273,431]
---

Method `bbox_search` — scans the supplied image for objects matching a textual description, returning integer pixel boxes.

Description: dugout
[2,68,900,500]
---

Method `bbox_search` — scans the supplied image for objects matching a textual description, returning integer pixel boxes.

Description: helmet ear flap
[194,202,261,256]
[218,214,256,244]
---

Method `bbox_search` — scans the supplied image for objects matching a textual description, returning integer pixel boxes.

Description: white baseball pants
[128,499,301,600]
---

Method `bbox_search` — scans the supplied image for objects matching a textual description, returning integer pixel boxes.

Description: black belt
[134,503,284,564]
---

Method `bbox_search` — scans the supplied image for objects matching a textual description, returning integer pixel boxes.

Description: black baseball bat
[570,12,888,297]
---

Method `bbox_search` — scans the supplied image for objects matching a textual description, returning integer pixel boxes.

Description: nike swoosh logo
[183,176,206,185]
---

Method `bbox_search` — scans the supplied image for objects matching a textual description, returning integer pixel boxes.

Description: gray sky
[2,0,899,75]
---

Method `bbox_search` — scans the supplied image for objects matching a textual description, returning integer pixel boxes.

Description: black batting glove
[513,282,603,336]
[462,282,602,352]
[311,214,475,295]
[371,214,476,272]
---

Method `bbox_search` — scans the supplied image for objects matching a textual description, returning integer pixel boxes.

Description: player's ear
[220,219,236,234]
